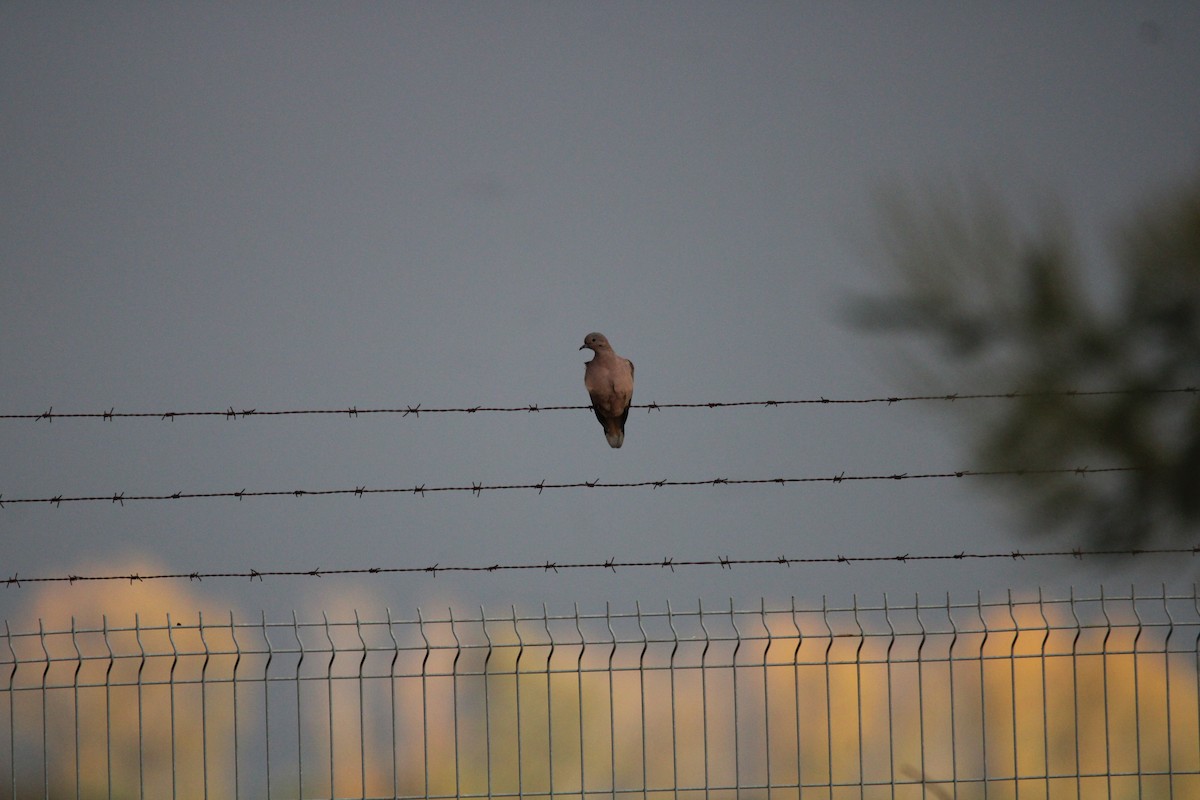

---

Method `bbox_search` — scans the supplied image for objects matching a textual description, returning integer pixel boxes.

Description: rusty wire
[3,544,1195,586]
[0,465,1138,507]
[4,386,1195,422]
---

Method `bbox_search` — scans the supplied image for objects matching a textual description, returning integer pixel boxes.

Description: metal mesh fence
[3,587,1199,799]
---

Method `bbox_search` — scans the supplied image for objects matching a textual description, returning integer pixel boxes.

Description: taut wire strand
[3,545,1196,587]
[0,465,1141,507]
[4,387,1195,421]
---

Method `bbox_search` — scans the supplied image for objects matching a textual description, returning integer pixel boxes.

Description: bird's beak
[579,344,587,350]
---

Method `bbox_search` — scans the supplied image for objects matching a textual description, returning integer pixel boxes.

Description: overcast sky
[3,2,1199,626]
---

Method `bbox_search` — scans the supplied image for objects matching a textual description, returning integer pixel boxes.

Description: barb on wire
[0,466,1141,507]
[5,545,1197,587]
[2,387,1194,421]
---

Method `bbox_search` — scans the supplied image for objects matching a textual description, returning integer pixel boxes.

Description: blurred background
[3,2,1199,628]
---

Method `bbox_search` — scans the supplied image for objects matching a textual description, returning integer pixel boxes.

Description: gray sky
[3,2,1199,624]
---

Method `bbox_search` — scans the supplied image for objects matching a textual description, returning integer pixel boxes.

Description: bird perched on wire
[580,332,635,448]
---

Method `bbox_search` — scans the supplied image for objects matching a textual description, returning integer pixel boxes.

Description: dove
[580,332,635,448]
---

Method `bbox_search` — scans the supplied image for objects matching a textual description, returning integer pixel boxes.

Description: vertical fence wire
[260,612,273,800]
[3,587,1200,799]
[1036,589,1051,800]
[1131,592,1144,800]
[1067,589,1082,800]
[1099,588,1114,800]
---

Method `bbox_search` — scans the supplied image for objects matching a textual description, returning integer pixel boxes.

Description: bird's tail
[604,423,624,448]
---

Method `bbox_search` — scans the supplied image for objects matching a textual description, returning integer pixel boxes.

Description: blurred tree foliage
[850,174,1200,548]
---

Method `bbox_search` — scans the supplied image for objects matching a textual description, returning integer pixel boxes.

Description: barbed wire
[4,544,1196,587]
[0,466,1138,508]
[4,387,1195,422]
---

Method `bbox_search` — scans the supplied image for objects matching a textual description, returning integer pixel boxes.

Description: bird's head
[580,332,611,352]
